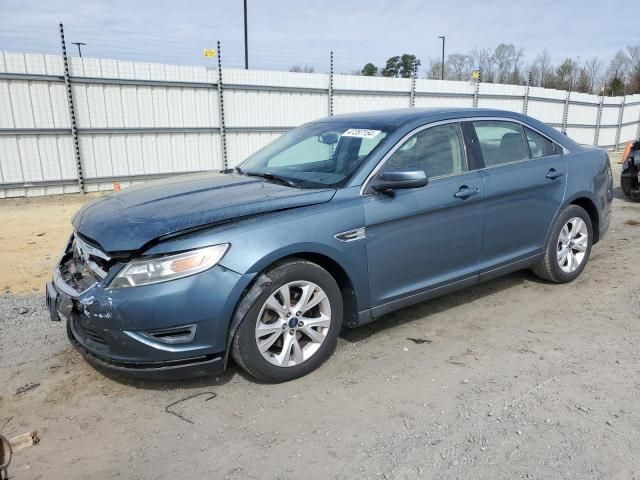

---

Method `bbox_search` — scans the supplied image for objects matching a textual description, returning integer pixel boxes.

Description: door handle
[454,185,480,199]
[545,169,564,180]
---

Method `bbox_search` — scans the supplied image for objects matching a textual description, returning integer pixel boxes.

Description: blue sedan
[46,108,613,382]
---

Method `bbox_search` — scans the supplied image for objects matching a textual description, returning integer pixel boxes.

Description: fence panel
[526,87,566,127]
[414,79,474,108]
[477,83,526,113]
[1,50,639,198]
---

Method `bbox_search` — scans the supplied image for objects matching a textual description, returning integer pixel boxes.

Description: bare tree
[493,43,519,84]
[425,58,445,79]
[289,65,315,73]
[626,44,640,93]
[447,53,470,80]
[583,57,602,93]
[628,44,640,72]
[511,47,526,84]
[606,50,630,82]
[468,48,494,82]
[529,50,552,87]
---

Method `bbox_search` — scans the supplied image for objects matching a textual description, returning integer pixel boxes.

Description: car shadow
[96,269,545,390]
[341,269,542,344]
[613,185,636,203]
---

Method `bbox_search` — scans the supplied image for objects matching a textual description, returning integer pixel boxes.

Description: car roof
[317,107,514,126]
[313,107,580,151]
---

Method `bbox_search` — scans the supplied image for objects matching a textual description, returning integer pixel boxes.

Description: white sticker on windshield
[342,128,381,139]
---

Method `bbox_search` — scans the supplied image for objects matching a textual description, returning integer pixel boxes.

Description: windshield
[238,122,394,188]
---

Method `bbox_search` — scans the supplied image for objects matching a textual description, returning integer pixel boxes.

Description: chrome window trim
[360,116,570,196]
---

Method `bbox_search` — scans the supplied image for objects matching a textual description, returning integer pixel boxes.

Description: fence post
[594,89,604,146]
[561,79,572,135]
[614,86,626,150]
[216,40,228,169]
[59,23,84,193]
[409,60,417,107]
[328,51,334,116]
[472,68,481,108]
[522,71,532,115]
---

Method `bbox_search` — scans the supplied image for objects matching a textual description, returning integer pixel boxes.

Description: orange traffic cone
[621,141,632,163]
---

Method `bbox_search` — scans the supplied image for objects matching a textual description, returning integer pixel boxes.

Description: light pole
[438,36,445,80]
[243,0,249,69]
[71,42,86,57]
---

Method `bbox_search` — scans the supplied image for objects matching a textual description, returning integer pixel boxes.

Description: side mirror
[371,169,428,192]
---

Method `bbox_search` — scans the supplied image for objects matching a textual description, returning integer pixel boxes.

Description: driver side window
[384,123,467,178]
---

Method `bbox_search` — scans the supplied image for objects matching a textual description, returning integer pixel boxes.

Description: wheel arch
[224,248,363,366]
[565,194,600,243]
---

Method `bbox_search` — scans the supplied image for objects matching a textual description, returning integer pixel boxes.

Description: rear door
[363,122,484,313]
[469,120,567,276]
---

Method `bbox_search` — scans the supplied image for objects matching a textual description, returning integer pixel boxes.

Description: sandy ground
[0,194,102,294]
[1,156,639,479]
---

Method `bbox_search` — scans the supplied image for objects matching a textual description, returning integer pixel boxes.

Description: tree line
[356,44,640,96]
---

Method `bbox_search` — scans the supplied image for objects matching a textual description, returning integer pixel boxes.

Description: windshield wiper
[242,171,300,188]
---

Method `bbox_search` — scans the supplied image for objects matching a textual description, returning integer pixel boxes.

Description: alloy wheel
[255,281,332,367]
[557,216,589,273]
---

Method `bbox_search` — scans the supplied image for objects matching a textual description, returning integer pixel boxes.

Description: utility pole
[243,0,249,69]
[71,42,86,57]
[438,35,445,80]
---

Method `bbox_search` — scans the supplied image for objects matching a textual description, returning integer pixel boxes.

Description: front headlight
[110,244,229,288]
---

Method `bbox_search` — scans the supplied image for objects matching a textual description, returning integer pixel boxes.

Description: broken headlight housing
[110,244,229,288]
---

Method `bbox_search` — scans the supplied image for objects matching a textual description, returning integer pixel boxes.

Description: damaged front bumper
[46,235,253,379]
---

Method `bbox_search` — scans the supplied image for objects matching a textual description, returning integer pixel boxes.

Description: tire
[532,205,593,283]
[231,259,343,382]
[621,174,635,196]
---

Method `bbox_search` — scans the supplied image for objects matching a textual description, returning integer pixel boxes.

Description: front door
[363,122,485,313]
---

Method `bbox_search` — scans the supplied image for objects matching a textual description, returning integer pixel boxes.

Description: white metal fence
[1,50,640,198]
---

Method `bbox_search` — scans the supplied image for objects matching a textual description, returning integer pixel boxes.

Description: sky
[0,0,637,74]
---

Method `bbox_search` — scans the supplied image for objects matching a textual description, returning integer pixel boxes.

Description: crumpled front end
[46,233,252,379]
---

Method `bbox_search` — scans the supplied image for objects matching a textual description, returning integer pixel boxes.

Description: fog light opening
[140,325,197,345]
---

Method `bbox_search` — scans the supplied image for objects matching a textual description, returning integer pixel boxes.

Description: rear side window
[384,123,466,178]
[524,126,563,158]
[472,121,529,167]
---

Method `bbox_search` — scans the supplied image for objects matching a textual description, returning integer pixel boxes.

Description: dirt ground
[1,156,639,480]
[0,193,101,295]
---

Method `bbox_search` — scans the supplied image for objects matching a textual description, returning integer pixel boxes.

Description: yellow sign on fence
[203,49,217,58]
[471,70,481,80]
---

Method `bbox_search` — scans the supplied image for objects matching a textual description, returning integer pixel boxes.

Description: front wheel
[231,259,343,382]
[532,205,593,283]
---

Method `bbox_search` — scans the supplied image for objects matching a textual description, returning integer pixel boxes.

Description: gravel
[1,161,639,479]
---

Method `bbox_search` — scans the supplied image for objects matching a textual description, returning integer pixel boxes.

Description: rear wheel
[231,259,343,382]
[532,205,593,283]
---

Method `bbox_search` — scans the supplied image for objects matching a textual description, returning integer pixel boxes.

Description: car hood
[72,172,336,253]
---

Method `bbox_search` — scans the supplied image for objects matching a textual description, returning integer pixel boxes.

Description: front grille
[72,233,114,279]
[59,252,100,293]
[57,233,115,294]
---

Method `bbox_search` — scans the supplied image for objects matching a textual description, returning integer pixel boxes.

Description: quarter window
[384,123,466,178]
[472,121,529,167]
[524,126,563,158]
